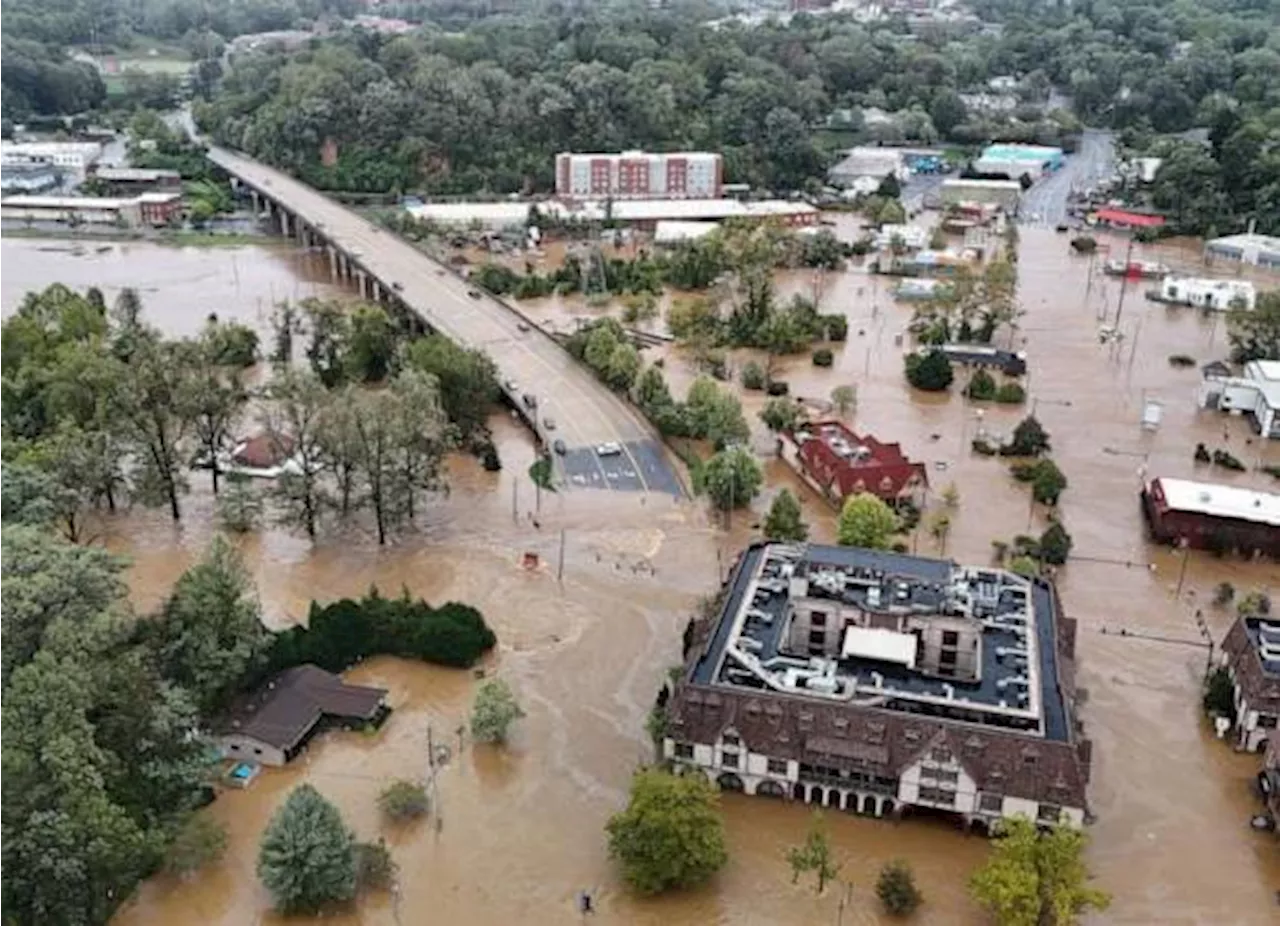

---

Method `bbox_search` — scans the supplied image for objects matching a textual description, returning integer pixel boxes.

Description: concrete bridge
[208,146,681,495]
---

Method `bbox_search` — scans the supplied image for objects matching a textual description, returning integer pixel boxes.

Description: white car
[595,442,622,457]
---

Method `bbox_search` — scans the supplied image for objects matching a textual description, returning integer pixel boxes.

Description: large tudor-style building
[780,421,928,510]
[663,542,1092,828]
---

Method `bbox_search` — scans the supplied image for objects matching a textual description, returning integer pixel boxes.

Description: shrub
[1202,666,1236,721]
[767,380,790,396]
[812,348,834,367]
[994,382,1026,404]
[1238,591,1272,617]
[265,590,497,673]
[355,839,396,891]
[1168,354,1196,367]
[972,437,998,456]
[1194,443,1212,463]
[966,368,996,400]
[166,815,228,877]
[1031,459,1068,505]
[877,859,923,917]
[905,350,954,391]
[740,361,766,390]
[1070,235,1097,254]
[1213,582,1235,606]
[378,780,429,822]
[1009,555,1039,577]
[1003,416,1050,457]
[470,678,525,744]
[1212,449,1245,471]
[822,314,849,341]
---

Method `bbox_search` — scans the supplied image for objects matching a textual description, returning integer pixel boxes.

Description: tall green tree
[403,333,500,440]
[763,489,808,542]
[258,785,358,914]
[346,303,399,383]
[469,678,525,744]
[703,446,764,511]
[970,817,1110,926]
[837,492,899,549]
[150,535,270,714]
[606,769,728,895]
[264,369,332,539]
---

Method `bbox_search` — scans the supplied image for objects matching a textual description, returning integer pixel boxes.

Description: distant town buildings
[1,141,104,179]
[0,157,60,194]
[88,166,183,194]
[1141,477,1279,556]
[0,192,182,228]
[1198,360,1280,440]
[1205,233,1280,272]
[665,542,1093,827]
[1220,615,1280,753]
[827,147,907,190]
[404,197,817,232]
[780,421,928,510]
[555,151,722,200]
[940,178,1023,210]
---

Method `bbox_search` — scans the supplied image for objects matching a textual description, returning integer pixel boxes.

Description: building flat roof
[842,626,918,667]
[980,144,1063,161]
[1207,232,1280,251]
[92,167,181,182]
[1152,478,1280,527]
[1,195,135,209]
[654,220,720,243]
[690,542,1072,742]
[941,178,1023,190]
[1094,207,1165,228]
[408,198,817,227]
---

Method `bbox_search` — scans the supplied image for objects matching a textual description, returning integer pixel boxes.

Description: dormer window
[723,732,741,749]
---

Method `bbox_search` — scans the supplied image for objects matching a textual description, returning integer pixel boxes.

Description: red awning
[1094,208,1165,228]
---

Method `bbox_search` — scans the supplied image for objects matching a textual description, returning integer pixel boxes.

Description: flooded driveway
[3,232,1277,924]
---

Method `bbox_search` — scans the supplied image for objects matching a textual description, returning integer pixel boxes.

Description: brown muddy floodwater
[3,231,1279,925]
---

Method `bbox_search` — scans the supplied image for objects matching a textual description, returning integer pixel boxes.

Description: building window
[1258,714,1278,730]
[979,793,1003,814]
[923,768,959,786]
[808,629,826,647]
[1037,803,1062,824]
[721,751,740,770]
[811,611,827,627]
[723,733,741,748]
[918,786,956,807]
[674,743,694,760]
[767,758,788,775]
[942,630,959,646]
[940,649,957,666]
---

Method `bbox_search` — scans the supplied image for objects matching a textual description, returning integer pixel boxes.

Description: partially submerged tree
[469,678,526,744]
[877,859,923,916]
[763,489,809,542]
[166,816,228,878]
[970,816,1110,926]
[606,769,727,895]
[378,780,429,822]
[786,811,840,894]
[837,492,899,549]
[257,785,358,914]
[264,369,331,539]
[703,446,764,511]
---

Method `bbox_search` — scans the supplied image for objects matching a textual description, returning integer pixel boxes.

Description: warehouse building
[1,192,183,228]
[1205,233,1280,272]
[940,179,1023,210]
[972,144,1064,183]
[1,141,104,179]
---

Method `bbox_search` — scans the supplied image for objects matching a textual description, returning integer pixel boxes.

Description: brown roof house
[219,665,389,766]
[664,541,1093,829]
[223,433,303,479]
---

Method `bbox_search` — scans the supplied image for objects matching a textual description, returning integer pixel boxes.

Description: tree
[258,785,357,914]
[271,301,303,365]
[604,341,642,392]
[1039,523,1072,565]
[830,384,857,418]
[941,482,960,509]
[264,369,331,539]
[1226,289,1280,363]
[317,384,363,518]
[1006,416,1051,457]
[387,369,451,525]
[347,303,399,382]
[838,492,899,549]
[404,334,499,441]
[763,489,808,542]
[905,350,954,391]
[152,535,270,715]
[878,859,923,916]
[166,816,228,878]
[355,839,397,892]
[970,817,1110,926]
[786,811,840,894]
[218,473,263,533]
[686,376,749,449]
[114,332,198,521]
[470,678,525,744]
[928,510,952,555]
[966,368,997,400]
[302,298,352,388]
[378,780,429,822]
[741,360,767,390]
[703,446,764,511]
[606,769,727,895]
[760,397,803,433]
[185,335,249,494]
[1031,460,1068,506]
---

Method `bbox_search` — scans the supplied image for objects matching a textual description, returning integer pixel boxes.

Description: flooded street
[3,229,1278,924]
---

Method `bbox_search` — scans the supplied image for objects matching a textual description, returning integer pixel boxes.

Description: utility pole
[512,479,518,523]
[1174,539,1191,599]
[1112,236,1136,338]
[557,528,566,583]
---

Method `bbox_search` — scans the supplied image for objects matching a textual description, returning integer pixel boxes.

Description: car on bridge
[596,442,622,457]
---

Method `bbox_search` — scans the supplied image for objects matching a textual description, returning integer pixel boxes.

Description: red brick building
[1141,477,1279,557]
[555,151,723,200]
[781,421,928,509]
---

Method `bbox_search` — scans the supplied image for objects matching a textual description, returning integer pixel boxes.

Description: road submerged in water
[2,230,1278,924]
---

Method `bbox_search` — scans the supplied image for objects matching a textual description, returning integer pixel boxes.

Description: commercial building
[972,144,1064,183]
[1198,359,1280,439]
[218,664,389,767]
[653,220,720,244]
[1,141,103,178]
[1141,477,1279,556]
[1205,233,1280,272]
[780,421,928,510]
[828,147,907,189]
[0,192,182,228]
[665,542,1093,827]
[940,179,1023,210]
[555,151,722,200]
[88,165,183,193]
[406,197,817,231]
[0,158,60,194]
[874,224,929,251]
[1153,277,1256,312]
[1220,615,1280,753]
[1091,207,1166,230]
[934,344,1028,376]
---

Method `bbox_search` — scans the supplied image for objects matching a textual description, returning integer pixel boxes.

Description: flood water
[3,231,1279,924]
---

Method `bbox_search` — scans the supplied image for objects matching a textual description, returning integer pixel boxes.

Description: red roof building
[1092,207,1166,229]
[781,421,928,508]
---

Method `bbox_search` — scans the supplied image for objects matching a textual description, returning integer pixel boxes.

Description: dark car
[467,289,482,299]
[553,439,567,455]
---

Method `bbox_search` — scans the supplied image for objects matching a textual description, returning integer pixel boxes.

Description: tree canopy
[257,784,358,914]
[837,492,900,549]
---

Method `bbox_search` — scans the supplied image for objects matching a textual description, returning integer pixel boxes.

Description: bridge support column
[249,190,260,216]
[279,210,291,238]
[327,246,338,279]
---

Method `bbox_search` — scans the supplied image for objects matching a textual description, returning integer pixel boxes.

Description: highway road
[207,147,682,495]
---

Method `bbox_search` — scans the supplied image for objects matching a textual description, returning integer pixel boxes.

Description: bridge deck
[209,147,681,495]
